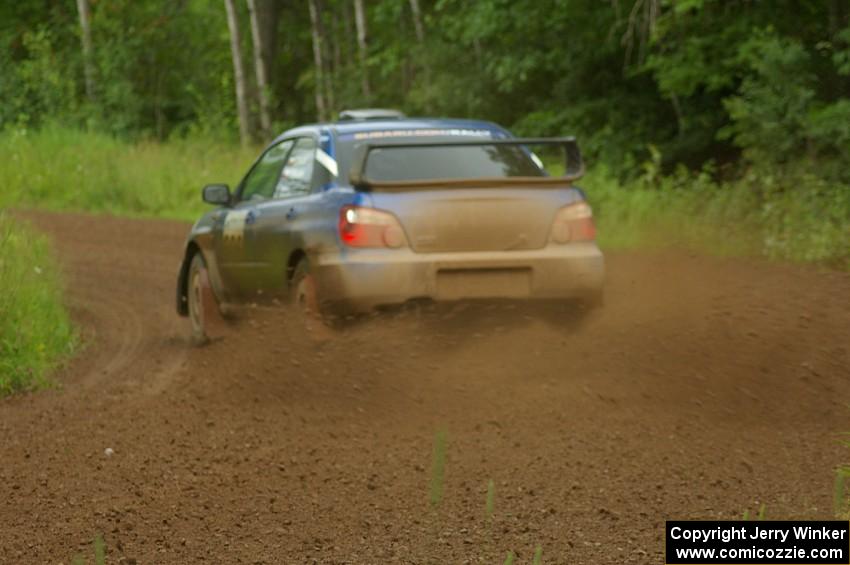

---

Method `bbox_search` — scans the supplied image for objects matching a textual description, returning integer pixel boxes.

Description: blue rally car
[176,109,605,342]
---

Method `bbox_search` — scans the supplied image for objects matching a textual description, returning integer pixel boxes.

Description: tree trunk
[247,0,272,138]
[324,25,336,114]
[225,0,251,146]
[75,0,96,103]
[307,0,327,121]
[342,0,354,72]
[408,0,431,111]
[257,0,280,75]
[408,0,425,44]
[353,0,371,101]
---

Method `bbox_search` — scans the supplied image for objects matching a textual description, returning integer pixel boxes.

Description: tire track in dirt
[1,210,850,564]
[14,211,190,394]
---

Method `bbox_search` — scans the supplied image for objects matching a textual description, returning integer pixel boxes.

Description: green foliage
[720,31,815,165]
[2,0,849,180]
[0,1,236,139]
[0,127,256,220]
[0,27,78,128]
[0,213,75,394]
[588,159,850,268]
[503,551,515,565]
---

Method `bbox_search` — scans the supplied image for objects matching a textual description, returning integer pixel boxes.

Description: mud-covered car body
[176,111,604,316]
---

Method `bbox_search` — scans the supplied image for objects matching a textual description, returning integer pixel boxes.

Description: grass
[70,534,106,565]
[485,478,495,520]
[94,534,106,565]
[423,431,545,562]
[532,545,543,564]
[0,126,256,221]
[545,153,850,267]
[429,428,448,507]
[742,503,767,521]
[584,165,850,268]
[835,469,850,518]
[0,212,75,394]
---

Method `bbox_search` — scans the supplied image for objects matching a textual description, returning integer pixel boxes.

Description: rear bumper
[314,242,604,312]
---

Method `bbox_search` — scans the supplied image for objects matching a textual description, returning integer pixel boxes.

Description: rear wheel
[187,252,220,345]
[290,258,333,338]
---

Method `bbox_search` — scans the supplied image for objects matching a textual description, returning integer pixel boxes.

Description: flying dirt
[2,211,850,564]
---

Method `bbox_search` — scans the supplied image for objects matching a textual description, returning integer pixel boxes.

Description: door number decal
[223,210,250,244]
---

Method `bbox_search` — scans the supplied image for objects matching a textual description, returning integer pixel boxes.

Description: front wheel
[187,252,221,345]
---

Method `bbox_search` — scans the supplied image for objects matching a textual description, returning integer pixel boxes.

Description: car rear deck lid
[338,108,406,121]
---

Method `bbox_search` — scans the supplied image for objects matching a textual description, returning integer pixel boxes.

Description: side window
[240,140,294,202]
[273,137,317,198]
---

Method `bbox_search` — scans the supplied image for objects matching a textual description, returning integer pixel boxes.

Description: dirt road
[2,211,850,564]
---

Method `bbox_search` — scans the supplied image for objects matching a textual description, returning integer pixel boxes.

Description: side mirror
[202,183,231,206]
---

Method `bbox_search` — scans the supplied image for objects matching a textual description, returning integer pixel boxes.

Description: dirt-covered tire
[290,258,333,337]
[187,252,215,345]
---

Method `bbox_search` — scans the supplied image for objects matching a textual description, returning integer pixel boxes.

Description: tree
[307,0,327,121]
[247,0,277,138]
[408,0,432,111]
[75,0,96,104]
[353,0,371,101]
[224,0,251,145]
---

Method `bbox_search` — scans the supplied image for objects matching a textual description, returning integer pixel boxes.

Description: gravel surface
[2,211,849,564]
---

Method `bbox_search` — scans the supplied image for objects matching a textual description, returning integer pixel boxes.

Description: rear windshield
[335,132,545,183]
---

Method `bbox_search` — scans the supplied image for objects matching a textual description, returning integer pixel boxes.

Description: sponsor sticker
[223,210,249,244]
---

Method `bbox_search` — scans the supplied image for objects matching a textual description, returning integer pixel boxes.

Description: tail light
[550,201,596,243]
[338,205,408,248]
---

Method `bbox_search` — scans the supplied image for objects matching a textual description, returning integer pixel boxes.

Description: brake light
[550,201,596,243]
[338,205,408,248]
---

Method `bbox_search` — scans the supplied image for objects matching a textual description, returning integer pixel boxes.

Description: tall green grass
[0,212,75,393]
[0,126,256,221]
[586,165,850,267]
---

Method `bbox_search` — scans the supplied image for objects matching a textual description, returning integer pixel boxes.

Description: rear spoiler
[348,137,584,190]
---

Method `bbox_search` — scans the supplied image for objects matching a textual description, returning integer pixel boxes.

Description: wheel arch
[176,241,202,316]
[286,248,307,286]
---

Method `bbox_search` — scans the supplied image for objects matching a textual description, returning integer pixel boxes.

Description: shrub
[0,212,76,394]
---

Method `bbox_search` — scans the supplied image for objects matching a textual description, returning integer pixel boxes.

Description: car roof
[271,117,508,145]
[330,117,504,135]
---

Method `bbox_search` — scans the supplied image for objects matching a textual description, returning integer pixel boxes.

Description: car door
[244,135,327,294]
[214,138,294,297]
